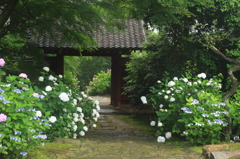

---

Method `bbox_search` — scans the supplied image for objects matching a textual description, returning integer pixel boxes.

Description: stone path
[77,114,203,159]
[50,96,204,158]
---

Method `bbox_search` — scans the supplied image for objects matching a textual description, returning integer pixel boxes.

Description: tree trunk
[222,65,240,141]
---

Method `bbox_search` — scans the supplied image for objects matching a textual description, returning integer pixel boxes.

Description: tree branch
[208,44,240,65]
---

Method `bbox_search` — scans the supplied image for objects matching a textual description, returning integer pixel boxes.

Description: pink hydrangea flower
[33,93,39,97]
[19,73,28,79]
[0,113,7,122]
[0,58,5,66]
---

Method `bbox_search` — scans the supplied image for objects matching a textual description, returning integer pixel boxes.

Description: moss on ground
[117,114,155,135]
[28,141,76,159]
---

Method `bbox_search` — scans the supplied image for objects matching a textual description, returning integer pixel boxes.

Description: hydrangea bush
[34,67,100,140]
[0,59,50,158]
[87,69,111,96]
[143,73,229,144]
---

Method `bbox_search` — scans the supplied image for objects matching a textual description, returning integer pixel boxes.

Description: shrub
[87,69,111,96]
[34,67,101,140]
[144,73,229,144]
[0,59,50,159]
[124,32,227,106]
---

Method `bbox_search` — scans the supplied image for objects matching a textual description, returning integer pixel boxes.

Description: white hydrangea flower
[79,131,85,136]
[72,99,77,106]
[165,132,172,139]
[76,107,82,113]
[93,124,97,128]
[35,111,42,117]
[45,86,52,92]
[73,125,78,132]
[164,95,168,99]
[96,105,101,111]
[182,78,188,82]
[73,133,77,139]
[43,67,49,72]
[83,126,88,132]
[78,97,82,102]
[59,92,70,102]
[48,75,55,81]
[80,118,85,124]
[93,117,98,122]
[38,76,44,82]
[197,73,206,79]
[170,97,175,102]
[157,80,161,83]
[168,81,176,87]
[150,121,156,126]
[73,113,79,118]
[158,122,163,127]
[74,118,79,122]
[59,75,63,78]
[140,96,147,104]
[157,136,166,143]
[95,112,100,118]
[159,104,163,108]
[95,100,100,105]
[80,113,85,118]
[166,90,171,94]
[187,82,192,86]
[173,77,178,80]
[49,116,57,123]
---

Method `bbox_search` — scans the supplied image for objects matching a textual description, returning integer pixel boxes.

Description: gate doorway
[32,20,146,106]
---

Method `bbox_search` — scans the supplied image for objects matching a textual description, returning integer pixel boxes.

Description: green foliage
[229,88,240,136]
[33,67,101,140]
[1,0,128,50]
[65,56,111,91]
[87,69,111,96]
[0,62,50,158]
[146,73,228,145]
[0,35,47,78]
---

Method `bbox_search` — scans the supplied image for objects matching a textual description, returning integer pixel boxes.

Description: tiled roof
[30,20,146,50]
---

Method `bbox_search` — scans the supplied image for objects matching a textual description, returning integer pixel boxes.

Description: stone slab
[210,151,240,159]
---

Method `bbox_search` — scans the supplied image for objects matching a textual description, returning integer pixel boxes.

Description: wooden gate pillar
[111,54,121,106]
[56,54,64,75]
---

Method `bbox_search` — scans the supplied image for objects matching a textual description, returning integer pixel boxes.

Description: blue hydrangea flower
[14,131,22,135]
[181,107,192,113]
[10,136,21,142]
[197,106,204,111]
[3,99,10,104]
[17,108,25,112]
[38,95,45,99]
[0,134,2,137]
[202,114,209,117]
[20,152,28,156]
[0,95,4,100]
[0,89,4,93]
[191,99,199,105]
[14,89,22,93]
[45,123,52,127]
